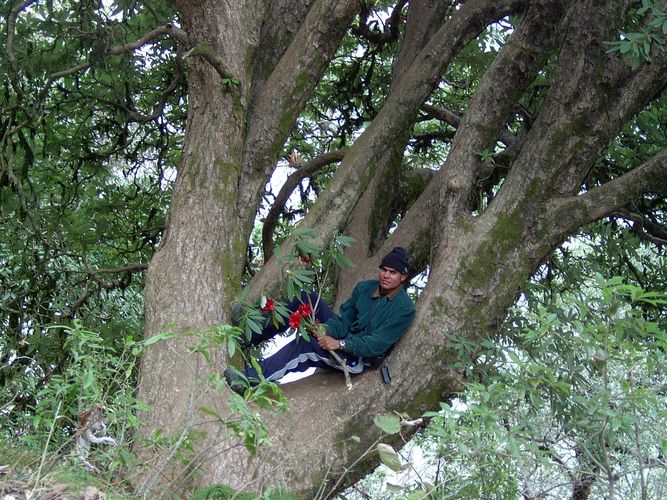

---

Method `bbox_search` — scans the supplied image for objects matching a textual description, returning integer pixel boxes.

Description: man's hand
[317,334,342,351]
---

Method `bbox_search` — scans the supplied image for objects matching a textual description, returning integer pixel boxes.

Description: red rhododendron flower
[260,298,275,313]
[297,302,312,318]
[288,312,302,329]
[298,250,313,263]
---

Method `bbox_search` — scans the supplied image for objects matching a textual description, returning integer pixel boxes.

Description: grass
[0,445,136,500]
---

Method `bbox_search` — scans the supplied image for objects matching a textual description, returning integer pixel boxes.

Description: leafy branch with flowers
[234,228,356,387]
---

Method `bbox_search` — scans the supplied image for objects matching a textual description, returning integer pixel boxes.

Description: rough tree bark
[136,0,667,496]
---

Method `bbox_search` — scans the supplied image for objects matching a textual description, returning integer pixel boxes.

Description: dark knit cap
[379,246,409,274]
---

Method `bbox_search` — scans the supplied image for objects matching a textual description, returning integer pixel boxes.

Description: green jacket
[325,280,415,358]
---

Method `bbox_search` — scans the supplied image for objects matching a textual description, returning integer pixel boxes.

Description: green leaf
[406,492,429,500]
[250,358,264,380]
[373,413,401,434]
[377,443,402,472]
[506,350,522,365]
[457,441,470,454]
[144,330,176,346]
[386,482,404,493]
[227,339,236,358]
[285,280,295,299]
[82,368,95,389]
[335,253,356,268]
[246,317,263,335]
[199,406,221,419]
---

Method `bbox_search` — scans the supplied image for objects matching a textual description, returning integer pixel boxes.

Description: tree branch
[110,24,187,54]
[69,261,149,315]
[241,0,359,202]
[421,103,461,129]
[248,1,319,110]
[182,43,235,81]
[262,150,346,259]
[421,102,525,155]
[335,0,456,297]
[90,263,150,274]
[351,0,408,45]
[544,148,667,240]
[411,130,456,149]
[614,209,667,246]
[5,0,38,96]
[89,67,184,124]
[49,25,187,80]
[526,0,667,198]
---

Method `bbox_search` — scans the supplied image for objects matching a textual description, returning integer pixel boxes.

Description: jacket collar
[372,285,402,301]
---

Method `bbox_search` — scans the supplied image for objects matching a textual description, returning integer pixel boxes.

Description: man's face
[378,265,407,293]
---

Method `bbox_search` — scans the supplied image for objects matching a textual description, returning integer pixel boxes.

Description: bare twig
[33,400,61,493]
[89,262,149,274]
[69,260,148,316]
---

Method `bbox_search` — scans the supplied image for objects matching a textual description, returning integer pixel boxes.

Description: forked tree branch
[530,0,667,197]
[248,0,314,103]
[241,0,359,194]
[544,148,667,241]
[247,0,529,300]
[250,0,528,295]
[372,0,566,271]
[335,0,456,296]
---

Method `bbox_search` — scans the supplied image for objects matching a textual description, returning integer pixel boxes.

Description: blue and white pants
[242,292,365,383]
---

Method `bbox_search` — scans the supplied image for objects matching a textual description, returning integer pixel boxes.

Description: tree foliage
[419,276,667,499]
[1,0,182,423]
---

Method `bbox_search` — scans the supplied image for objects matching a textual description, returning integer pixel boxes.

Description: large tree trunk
[136,0,363,495]
[136,0,667,496]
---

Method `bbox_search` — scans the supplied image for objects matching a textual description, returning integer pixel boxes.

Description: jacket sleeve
[342,303,415,358]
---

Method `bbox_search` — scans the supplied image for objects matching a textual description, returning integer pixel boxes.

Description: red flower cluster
[297,302,312,317]
[288,312,302,329]
[260,298,275,313]
[298,250,313,264]
[288,302,313,330]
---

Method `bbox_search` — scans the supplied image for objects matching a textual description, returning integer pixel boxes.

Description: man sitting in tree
[224,247,416,393]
